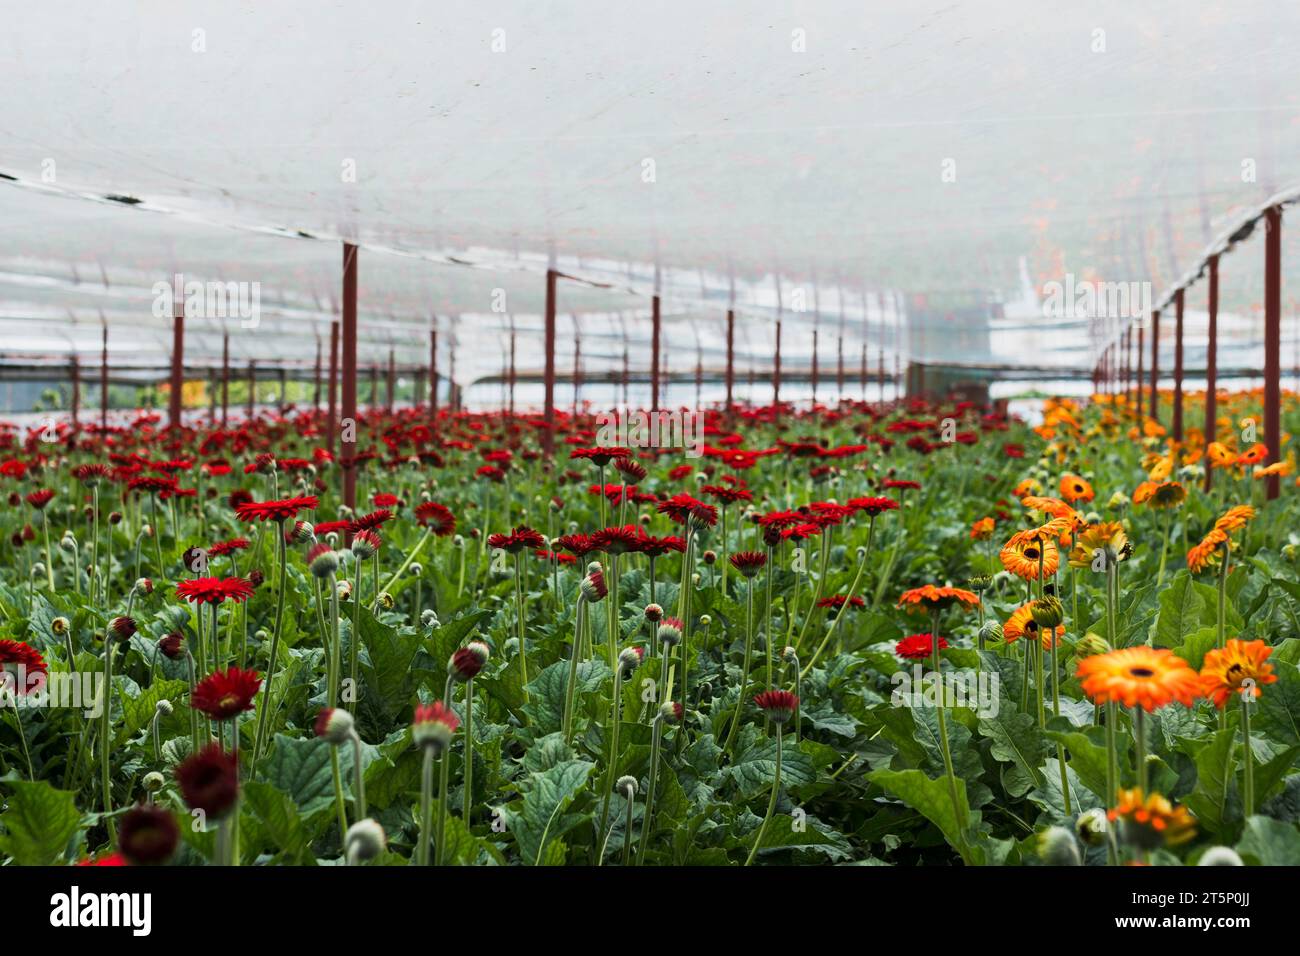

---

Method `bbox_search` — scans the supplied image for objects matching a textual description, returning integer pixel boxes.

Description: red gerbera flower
[817,594,865,609]
[190,666,262,720]
[657,493,718,528]
[570,447,631,467]
[591,525,643,554]
[175,745,240,817]
[312,520,352,537]
[488,525,546,553]
[882,479,921,491]
[127,475,178,496]
[24,488,55,509]
[729,551,768,576]
[753,689,799,723]
[72,463,112,486]
[348,508,393,532]
[638,534,686,558]
[555,533,597,557]
[0,639,47,694]
[234,495,319,523]
[414,501,457,536]
[895,633,949,660]
[848,496,899,517]
[207,537,251,558]
[702,484,754,505]
[176,576,255,605]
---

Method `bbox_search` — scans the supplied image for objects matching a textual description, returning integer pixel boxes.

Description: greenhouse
[2,1,1299,903]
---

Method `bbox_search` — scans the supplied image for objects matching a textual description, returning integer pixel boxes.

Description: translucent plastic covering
[3,0,1300,396]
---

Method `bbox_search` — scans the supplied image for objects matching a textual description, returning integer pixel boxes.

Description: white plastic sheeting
[2,0,1299,388]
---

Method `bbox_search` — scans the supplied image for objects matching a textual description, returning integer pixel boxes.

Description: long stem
[100,639,116,843]
[635,714,664,866]
[723,575,755,755]
[349,731,367,820]
[434,751,451,865]
[1241,694,1255,816]
[41,512,55,590]
[251,529,289,774]
[929,622,968,860]
[1133,706,1147,794]
[514,552,529,706]
[562,597,586,744]
[463,679,474,819]
[417,747,434,866]
[743,725,781,866]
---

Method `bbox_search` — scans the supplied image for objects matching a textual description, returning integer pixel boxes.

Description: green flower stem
[743,723,781,866]
[330,747,349,841]
[1133,706,1147,794]
[1155,509,1173,587]
[764,545,776,691]
[434,749,451,865]
[349,729,367,820]
[372,527,433,612]
[1241,693,1255,816]
[149,495,164,576]
[596,656,624,861]
[463,678,475,818]
[90,485,100,604]
[929,614,969,861]
[251,529,290,775]
[621,781,636,867]
[795,529,832,650]
[722,574,756,755]
[417,746,434,866]
[41,511,55,590]
[562,595,587,744]
[800,547,868,679]
[1051,626,1072,817]
[636,712,665,867]
[100,638,116,843]
[513,552,530,707]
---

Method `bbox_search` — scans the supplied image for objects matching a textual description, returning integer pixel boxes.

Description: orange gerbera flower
[999,529,1060,580]
[1254,461,1292,478]
[1205,441,1236,469]
[897,585,980,611]
[970,517,995,540]
[1187,528,1228,573]
[1059,474,1094,503]
[1133,480,1186,509]
[1236,443,1268,467]
[1108,788,1197,849]
[1213,504,1255,533]
[1002,603,1063,649]
[1012,478,1042,499]
[1199,638,1277,709]
[1076,646,1202,711]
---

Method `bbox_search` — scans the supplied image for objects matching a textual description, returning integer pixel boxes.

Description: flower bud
[377,591,394,610]
[616,775,638,795]
[154,699,174,718]
[142,771,166,794]
[979,619,1004,645]
[1198,846,1244,866]
[658,700,684,725]
[314,707,355,745]
[449,642,490,682]
[158,632,185,659]
[643,603,663,623]
[421,609,440,629]
[109,616,137,641]
[656,618,683,648]
[1030,596,1064,629]
[345,819,387,863]
[135,577,154,595]
[1037,826,1082,866]
[1075,807,1109,847]
[580,568,608,602]
[51,616,70,634]
[1073,632,1111,659]
[307,543,339,578]
[617,646,644,674]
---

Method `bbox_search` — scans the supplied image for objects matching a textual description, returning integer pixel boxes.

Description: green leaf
[1154,571,1204,649]
[1182,728,1240,837]
[1235,815,1300,865]
[241,780,319,864]
[0,779,82,865]
[505,759,596,865]
[980,709,1047,796]
[869,768,977,865]
[260,734,339,815]
[1256,660,1300,745]
[1173,626,1218,672]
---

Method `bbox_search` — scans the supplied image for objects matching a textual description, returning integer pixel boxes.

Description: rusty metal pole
[650,294,661,413]
[221,333,230,427]
[314,337,323,410]
[247,360,256,419]
[810,326,819,407]
[542,269,557,455]
[773,318,782,408]
[341,243,359,510]
[1205,255,1219,492]
[1264,207,1282,500]
[1149,308,1161,422]
[386,348,396,412]
[326,321,339,452]
[1173,289,1184,441]
[169,289,185,430]
[100,326,109,431]
[70,356,80,431]
[724,309,735,411]
[434,325,444,421]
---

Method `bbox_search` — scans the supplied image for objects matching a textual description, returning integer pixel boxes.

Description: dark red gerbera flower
[176,576,255,605]
[373,492,401,508]
[488,525,545,553]
[127,475,178,496]
[729,551,768,576]
[807,502,855,526]
[414,501,457,536]
[895,633,949,660]
[348,508,393,532]
[848,496,900,518]
[536,549,577,565]
[118,803,180,865]
[657,493,718,528]
[412,700,460,752]
[234,495,319,523]
[554,533,597,557]
[638,534,686,558]
[591,525,643,555]
[72,463,112,486]
[207,537,251,558]
[668,464,694,480]
[780,522,822,540]
[569,446,631,467]
[882,479,921,491]
[24,488,55,509]
[753,689,799,723]
[756,509,805,530]
[701,484,754,505]
[816,594,866,609]
[175,744,240,817]
[190,666,262,720]
[475,465,505,482]
[613,458,648,482]
[0,639,47,693]
[312,519,352,537]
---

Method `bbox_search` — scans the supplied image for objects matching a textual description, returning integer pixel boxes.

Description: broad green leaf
[0,779,82,865]
[505,758,595,866]
[1154,571,1204,649]
[1255,660,1300,745]
[980,709,1046,796]
[1235,814,1300,865]
[1182,728,1240,837]
[260,734,339,815]
[869,768,977,865]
